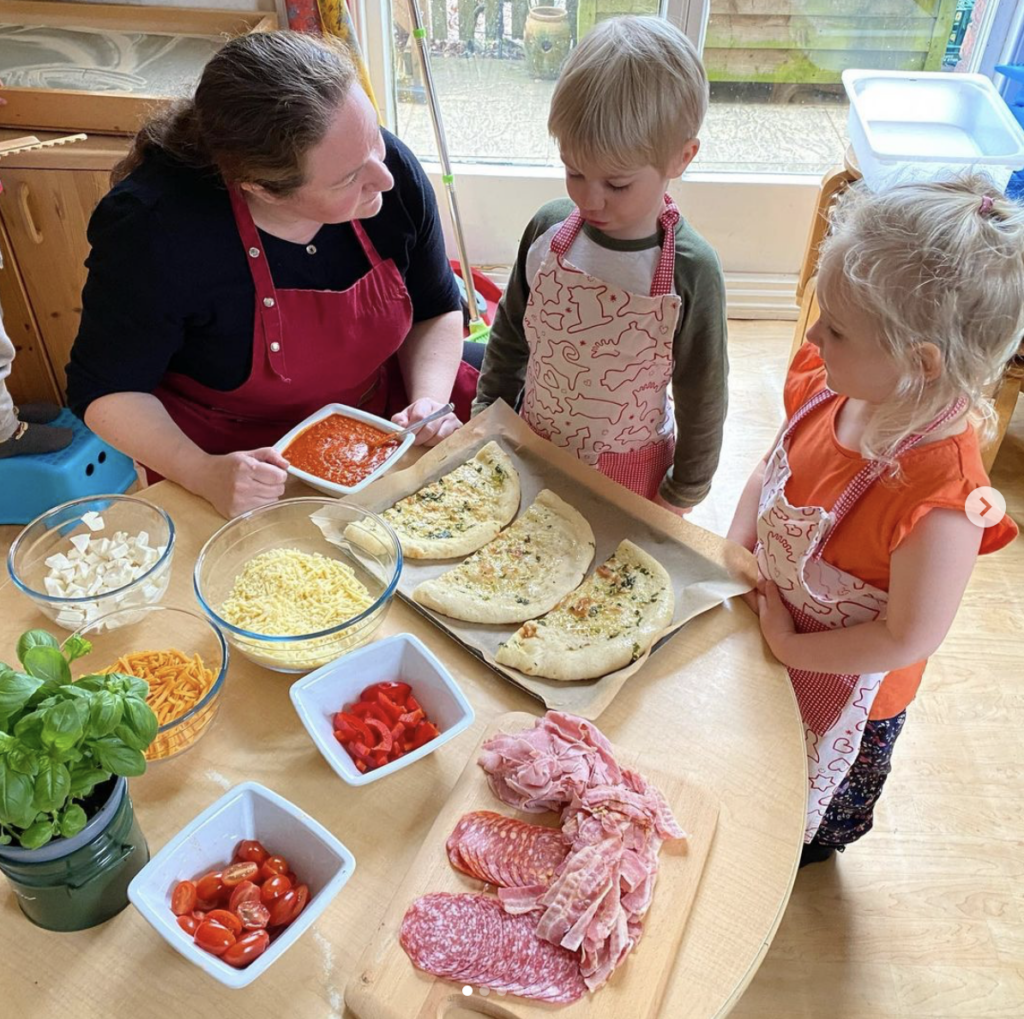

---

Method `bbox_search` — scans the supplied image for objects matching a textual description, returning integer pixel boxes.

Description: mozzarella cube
[80,511,105,532]
[69,533,91,554]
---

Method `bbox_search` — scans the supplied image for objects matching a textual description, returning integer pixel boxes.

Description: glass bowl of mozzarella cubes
[7,494,175,631]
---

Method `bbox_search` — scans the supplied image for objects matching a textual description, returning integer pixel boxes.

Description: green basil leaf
[13,708,45,742]
[17,819,55,850]
[88,691,123,738]
[123,696,158,748]
[0,831,10,846]
[72,675,108,693]
[22,646,71,687]
[0,760,36,829]
[60,685,92,701]
[33,759,70,814]
[92,739,146,777]
[15,630,59,667]
[62,635,92,665]
[7,744,39,776]
[113,723,148,753]
[41,701,84,752]
[0,732,16,754]
[68,768,109,798]
[0,668,44,718]
[59,804,87,839]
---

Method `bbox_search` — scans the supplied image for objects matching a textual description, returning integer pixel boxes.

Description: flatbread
[495,540,674,681]
[345,442,520,560]
[412,490,595,624]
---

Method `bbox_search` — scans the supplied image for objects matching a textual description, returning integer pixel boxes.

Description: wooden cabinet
[0,132,127,406]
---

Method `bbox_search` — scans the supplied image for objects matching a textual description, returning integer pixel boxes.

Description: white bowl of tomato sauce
[273,403,416,497]
[127,782,355,988]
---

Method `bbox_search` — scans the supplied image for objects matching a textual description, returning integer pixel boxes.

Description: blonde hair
[818,175,1024,471]
[548,16,708,175]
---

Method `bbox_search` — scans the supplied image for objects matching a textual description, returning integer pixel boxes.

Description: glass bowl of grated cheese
[193,498,402,674]
[8,495,175,631]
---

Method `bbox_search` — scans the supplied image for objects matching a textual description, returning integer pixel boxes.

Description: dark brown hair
[112,30,356,194]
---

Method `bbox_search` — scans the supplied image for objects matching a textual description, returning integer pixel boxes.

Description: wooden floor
[2,321,1022,1017]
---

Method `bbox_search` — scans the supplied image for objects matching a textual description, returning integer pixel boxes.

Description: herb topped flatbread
[495,540,674,681]
[411,490,595,624]
[345,441,520,560]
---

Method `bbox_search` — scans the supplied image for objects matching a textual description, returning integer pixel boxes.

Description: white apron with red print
[757,388,964,842]
[520,196,682,500]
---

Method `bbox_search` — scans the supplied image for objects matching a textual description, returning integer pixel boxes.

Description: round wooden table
[0,481,806,1018]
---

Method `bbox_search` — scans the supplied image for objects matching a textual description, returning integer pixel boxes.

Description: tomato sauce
[283,414,397,486]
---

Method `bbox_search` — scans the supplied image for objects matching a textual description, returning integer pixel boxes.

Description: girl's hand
[654,492,693,517]
[757,580,796,661]
[392,398,461,446]
[197,448,289,518]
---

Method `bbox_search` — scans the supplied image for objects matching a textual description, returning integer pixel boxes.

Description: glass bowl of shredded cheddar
[193,498,402,674]
[71,604,229,762]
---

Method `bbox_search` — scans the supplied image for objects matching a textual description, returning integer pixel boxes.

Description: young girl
[472,17,728,514]
[728,177,1022,865]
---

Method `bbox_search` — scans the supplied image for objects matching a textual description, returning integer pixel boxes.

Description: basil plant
[0,630,158,849]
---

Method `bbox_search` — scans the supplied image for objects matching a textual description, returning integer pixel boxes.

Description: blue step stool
[0,409,138,525]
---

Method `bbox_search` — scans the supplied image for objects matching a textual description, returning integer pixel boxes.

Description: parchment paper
[334,401,755,719]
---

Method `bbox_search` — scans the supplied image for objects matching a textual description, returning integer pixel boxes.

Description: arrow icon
[964,486,1006,528]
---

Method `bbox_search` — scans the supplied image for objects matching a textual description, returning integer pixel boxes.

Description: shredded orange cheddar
[103,649,218,758]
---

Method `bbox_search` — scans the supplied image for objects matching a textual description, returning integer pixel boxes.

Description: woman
[66,31,470,518]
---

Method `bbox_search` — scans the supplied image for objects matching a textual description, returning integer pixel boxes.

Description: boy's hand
[654,492,693,517]
[757,580,796,662]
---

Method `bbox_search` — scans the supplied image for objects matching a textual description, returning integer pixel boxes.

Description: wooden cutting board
[345,712,719,1019]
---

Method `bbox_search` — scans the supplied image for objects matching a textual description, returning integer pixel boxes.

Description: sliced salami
[400,893,587,1005]
[446,810,569,890]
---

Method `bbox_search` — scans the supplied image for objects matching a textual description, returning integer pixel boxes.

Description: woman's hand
[392,398,461,446]
[757,580,796,662]
[196,447,289,518]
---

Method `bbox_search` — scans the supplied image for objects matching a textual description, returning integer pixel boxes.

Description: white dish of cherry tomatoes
[127,781,355,988]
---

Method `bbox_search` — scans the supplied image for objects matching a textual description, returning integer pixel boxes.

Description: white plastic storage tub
[843,70,1024,191]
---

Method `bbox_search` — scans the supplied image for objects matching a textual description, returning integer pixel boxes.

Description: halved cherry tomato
[236,900,270,930]
[171,879,197,916]
[192,910,207,921]
[195,870,226,903]
[222,861,259,887]
[258,855,289,881]
[205,909,243,935]
[228,880,260,912]
[194,920,236,956]
[195,898,219,912]
[234,839,269,866]
[222,930,270,968]
[260,874,292,904]
[176,914,200,936]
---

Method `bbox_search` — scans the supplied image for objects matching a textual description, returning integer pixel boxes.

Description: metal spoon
[368,402,455,449]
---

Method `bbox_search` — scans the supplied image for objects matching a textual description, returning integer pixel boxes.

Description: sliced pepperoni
[400,893,586,1004]
[446,811,569,890]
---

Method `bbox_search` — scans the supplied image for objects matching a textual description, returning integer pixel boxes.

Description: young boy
[472,16,728,512]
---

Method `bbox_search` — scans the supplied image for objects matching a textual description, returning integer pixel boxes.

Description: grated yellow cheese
[219,548,374,636]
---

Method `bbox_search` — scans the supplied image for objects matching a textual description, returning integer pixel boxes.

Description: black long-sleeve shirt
[66,130,460,418]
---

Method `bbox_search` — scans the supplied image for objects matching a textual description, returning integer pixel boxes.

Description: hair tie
[980,195,995,216]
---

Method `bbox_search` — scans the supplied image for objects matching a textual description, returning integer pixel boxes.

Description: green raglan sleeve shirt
[472,199,728,509]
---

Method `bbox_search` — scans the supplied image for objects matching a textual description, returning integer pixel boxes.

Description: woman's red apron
[150,187,476,474]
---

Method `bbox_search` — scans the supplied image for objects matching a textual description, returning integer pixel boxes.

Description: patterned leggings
[815,711,907,849]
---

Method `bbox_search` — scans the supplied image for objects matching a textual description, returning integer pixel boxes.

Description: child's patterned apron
[520,196,682,500]
[756,388,965,842]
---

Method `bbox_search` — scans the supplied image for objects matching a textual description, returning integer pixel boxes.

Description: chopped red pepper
[398,708,424,728]
[364,717,393,754]
[376,691,404,724]
[332,681,441,772]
